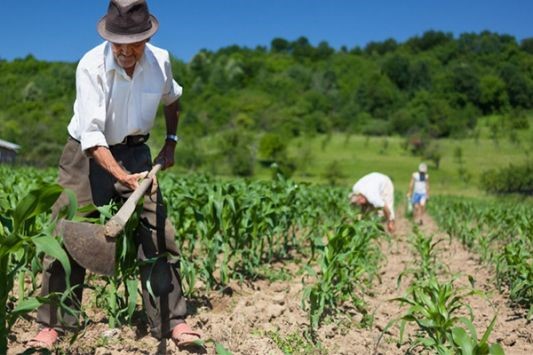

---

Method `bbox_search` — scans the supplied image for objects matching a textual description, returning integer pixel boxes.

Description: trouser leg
[136,188,187,339]
[109,144,187,339]
[38,140,187,337]
[37,254,86,331]
[37,137,93,330]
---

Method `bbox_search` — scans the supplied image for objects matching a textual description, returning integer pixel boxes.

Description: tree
[478,75,508,114]
[271,38,290,53]
[258,133,287,163]
[407,30,453,52]
[355,73,400,119]
[500,64,533,108]
[451,63,480,106]
[292,36,314,60]
[382,54,411,90]
[364,38,398,55]
[520,38,533,54]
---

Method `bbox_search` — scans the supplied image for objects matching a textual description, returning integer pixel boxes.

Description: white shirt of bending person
[67,42,182,151]
[352,172,395,220]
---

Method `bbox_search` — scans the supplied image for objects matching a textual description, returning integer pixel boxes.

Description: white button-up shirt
[67,42,182,151]
[352,172,395,220]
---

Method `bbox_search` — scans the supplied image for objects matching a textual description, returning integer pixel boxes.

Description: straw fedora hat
[97,0,159,44]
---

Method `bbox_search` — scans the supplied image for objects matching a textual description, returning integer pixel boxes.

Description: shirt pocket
[141,92,162,124]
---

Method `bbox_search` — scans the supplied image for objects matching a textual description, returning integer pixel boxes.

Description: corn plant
[161,173,354,295]
[87,202,141,329]
[303,220,383,330]
[388,276,479,353]
[495,240,533,318]
[430,196,532,318]
[398,227,446,286]
[0,182,75,353]
[381,222,504,354]
[452,314,505,355]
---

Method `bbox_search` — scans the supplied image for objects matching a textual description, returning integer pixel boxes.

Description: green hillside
[1,31,532,196]
[282,130,531,197]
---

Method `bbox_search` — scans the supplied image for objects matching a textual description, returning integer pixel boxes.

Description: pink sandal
[27,328,59,349]
[171,322,202,347]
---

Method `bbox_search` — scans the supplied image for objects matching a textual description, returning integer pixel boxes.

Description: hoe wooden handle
[104,164,162,237]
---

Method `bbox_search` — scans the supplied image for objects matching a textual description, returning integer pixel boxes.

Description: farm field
[2,16,533,355]
[2,167,532,354]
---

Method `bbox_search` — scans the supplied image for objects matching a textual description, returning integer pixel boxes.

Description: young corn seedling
[398,227,446,286]
[0,184,75,354]
[89,202,141,329]
[496,240,533,319]
[303,221,382,331]
[384,276,480,353]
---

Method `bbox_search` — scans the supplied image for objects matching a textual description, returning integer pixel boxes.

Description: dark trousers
[37,137,187,339]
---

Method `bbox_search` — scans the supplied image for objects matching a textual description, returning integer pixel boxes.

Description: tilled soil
[7,211,532,354]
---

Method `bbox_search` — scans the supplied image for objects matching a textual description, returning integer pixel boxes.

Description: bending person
[349,172,395,233]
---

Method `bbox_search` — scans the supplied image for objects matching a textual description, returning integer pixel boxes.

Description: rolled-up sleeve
[161,52,182,105]
[75,66,108,151]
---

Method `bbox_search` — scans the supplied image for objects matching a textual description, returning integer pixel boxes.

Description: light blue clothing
[412,192,427,205]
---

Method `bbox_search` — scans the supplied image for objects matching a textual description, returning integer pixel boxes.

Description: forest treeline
[1,30,532,167]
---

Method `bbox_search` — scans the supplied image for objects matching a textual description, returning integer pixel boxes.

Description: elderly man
[29,0,200,349]
[349,172,395,233]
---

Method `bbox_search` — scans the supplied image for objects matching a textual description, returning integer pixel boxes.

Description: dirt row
[7,211,533,354]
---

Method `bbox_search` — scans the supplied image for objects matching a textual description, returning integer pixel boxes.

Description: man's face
[111,40,147,72]
[351,193,367,206]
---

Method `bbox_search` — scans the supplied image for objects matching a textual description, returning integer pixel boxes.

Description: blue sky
[2,0,531,63]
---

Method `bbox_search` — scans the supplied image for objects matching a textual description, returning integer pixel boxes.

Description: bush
[258,132,288,164]
[480,162,533,195]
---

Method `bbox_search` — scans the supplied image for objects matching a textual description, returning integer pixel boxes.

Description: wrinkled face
[111,40,147,72]
[350,193,367,206]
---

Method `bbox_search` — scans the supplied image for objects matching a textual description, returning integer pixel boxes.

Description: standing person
[29,0,201,349]
[349,172,395,233]
[407,162,430,225]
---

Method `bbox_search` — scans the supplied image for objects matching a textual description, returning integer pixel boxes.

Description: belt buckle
[135,135,146,144]
[124,135,147,146]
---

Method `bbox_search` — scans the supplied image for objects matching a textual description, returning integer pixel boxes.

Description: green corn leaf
[61,188,78,220]
[488,343,505,355]
[125,278,139,322]
[215,341,233,355]
[32,235,71,279]
[480,314,498,345]
[475,342,490,354]
[11,297,42,315]
[7,295,50,330]
[452,327,474,354]
[13,184,63,234]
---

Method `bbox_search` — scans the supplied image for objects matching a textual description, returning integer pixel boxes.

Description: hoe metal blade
[59,219,116,276]
[57,164,161,276]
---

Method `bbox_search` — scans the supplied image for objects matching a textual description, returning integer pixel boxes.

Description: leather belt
[114,134,150,146]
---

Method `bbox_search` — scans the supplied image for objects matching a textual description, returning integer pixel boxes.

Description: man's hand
[155,140,176,170]
[117,171,148,191]
[387,220,395,233]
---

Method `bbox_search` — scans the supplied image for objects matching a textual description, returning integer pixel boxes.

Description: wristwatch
[166,134,180,143]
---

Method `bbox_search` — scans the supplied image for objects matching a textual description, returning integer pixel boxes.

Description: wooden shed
[0,139,20,164]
